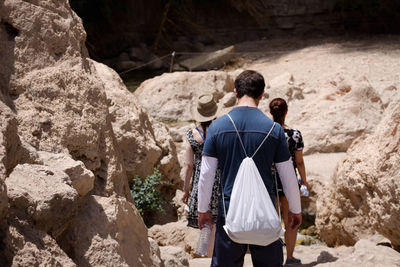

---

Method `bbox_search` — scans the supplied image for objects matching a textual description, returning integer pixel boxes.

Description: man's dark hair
[234,70,265,99]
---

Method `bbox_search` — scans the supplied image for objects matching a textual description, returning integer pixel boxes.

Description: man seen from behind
[197,70,302,267]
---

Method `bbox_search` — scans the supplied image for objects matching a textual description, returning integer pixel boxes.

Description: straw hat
[191,94,221,122]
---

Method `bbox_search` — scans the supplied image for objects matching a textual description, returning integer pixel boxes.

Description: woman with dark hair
[182,94,220,257]
[269,97,309,265]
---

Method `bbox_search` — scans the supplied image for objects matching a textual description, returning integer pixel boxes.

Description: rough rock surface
[149,220,200,257]
[37,151,95,196]
[0,0,178,265]
[159,246,189,267]
[58,195,157,267]
[94,61,181,192]
[179,45,235,71]
[316,98,400,249]
[6,164,78,238]
[257,74,384,155]
[134,71,235,121]
[3,223,76,267]
[133,66,392,157]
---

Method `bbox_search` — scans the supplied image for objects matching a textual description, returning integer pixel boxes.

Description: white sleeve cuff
[197,156,218,213]
[275,159,301,214]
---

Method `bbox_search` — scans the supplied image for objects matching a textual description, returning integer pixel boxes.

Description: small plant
[130,168,170,219]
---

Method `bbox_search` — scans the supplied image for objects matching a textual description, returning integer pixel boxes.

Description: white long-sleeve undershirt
[275,159,301,214]
[197,156,301,214]
[197,156,218,213]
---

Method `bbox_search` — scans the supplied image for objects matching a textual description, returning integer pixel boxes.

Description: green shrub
[130,168,170,219]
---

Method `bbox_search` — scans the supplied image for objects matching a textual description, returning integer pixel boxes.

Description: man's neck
[236,95,259,107]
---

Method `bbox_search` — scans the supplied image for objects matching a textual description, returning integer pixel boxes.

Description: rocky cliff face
[316,97,400,250]
[0,0,179,265]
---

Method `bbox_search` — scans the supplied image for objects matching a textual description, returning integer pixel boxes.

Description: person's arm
[275,159,301,214]
[182,139,194,204]
[275,159,302,230]
[197,155,218,229]
[294,150,308,188]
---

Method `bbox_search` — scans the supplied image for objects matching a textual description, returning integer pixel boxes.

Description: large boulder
[0,0,169,265]
[259,76,384,154]
[6,164,79,238]
[316,97,400,249]
[1,0,130,198]
[93,61,180,191]
[2,223,76,267]
[134,71,235,122]
[37,151,95,196]
[301,152,346,221]
[179,45,235,71]
[58,195,160,267]
[159,246,189,267]
[149,220,200,257]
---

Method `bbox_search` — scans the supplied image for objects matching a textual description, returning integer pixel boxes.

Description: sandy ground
[189,244,348,267]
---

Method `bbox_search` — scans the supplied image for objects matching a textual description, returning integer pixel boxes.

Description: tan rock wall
[134,71,235,122]
[0,0,178,265]
[316,97,400,249]
[93,61,180,192]
[58,195,156,267]
[3,223,76,267]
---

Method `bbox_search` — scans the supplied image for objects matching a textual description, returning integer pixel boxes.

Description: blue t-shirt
[203,106,290,214]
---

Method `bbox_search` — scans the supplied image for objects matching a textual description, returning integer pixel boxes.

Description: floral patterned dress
[273,128,304,196]
[186,128,220,228]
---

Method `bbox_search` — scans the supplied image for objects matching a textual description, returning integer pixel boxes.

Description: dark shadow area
[0,20,18,111]
[69,0,400,62]
[300,250,339,266]
[120,69,165,92]
[56,196,110,267]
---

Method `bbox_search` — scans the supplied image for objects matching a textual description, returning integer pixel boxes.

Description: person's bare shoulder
[192,127,204,143]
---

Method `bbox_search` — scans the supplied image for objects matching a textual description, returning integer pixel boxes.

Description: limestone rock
[149,221,200,257]
[262,72,301,102]
[58,195,159,267]
[3,223,76,267]
[285,77,383,154]
[134,71,235,122]
[316,97,400,249]
[0,0,171,265]
[38,151,94,196]
[6,164,78,238]
[148,238,164,267]
[301,153,346,222]
[319,237,400,266]
[1,0,88,96]
[173,190,187,221]
[93,61,181,193]
[179,45,235,71]
[1,0,133,198]
[160,246,189,267]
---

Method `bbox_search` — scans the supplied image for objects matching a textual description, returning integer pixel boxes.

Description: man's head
[234,70,265,99]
